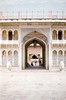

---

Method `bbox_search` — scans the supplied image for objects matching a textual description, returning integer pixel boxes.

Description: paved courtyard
[0,70,66,100]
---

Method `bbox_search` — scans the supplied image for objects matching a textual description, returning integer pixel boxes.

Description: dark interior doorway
[25,39,46,69]
[8,31,12,40]
[58,31,62,40]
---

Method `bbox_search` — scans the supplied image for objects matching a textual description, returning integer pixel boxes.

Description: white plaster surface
[0,70,66,100]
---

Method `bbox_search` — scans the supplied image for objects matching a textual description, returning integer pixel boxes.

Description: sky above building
[0,0,66,12]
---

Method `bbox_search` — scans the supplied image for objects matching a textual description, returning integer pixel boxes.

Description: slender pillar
[12,51,14,66]
[19,43,22,70]
[57,51,58,66]
[22,44,25,69]
[18,28,23,70]
[46,44,49,70]
[49,28,52,70]
[0,29,2,66]
[57,30,58,40]
[62,31,64,40]
[49,43,52,70]
[0,50,2,67]
[63,50,64,66]
[0,28,2,40]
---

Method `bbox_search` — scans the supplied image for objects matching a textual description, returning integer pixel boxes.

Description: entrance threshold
[25,66,45,70]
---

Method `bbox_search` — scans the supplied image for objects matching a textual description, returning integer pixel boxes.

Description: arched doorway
[14,50,18,66]
[22,31,48,69]
[25,39,46,69]
[8,50,12,64]
[2,50,7,66]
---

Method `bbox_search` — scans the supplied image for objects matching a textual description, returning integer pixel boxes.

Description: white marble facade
[0,20,66,70]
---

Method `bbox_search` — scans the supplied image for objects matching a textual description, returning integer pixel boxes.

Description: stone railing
[0,40,18,44]
[0,11,66,20]
[52,40,66,44]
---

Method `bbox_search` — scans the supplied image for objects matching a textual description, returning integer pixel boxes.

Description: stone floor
[0,70,66,100]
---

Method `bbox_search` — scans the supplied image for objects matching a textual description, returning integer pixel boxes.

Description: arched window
[64,51,66,67]
[58,50,63,64]
[2,50,7,66]
[58,50,63,56]
[58,30,62,40]
[2,30,7,40]
[8,31,12,40]
[14,30,18,40]
[52,30,57,40]
[14,50,18,66]
[64,30,66,40]
[8,50,12,64]
[52,50,57,65]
